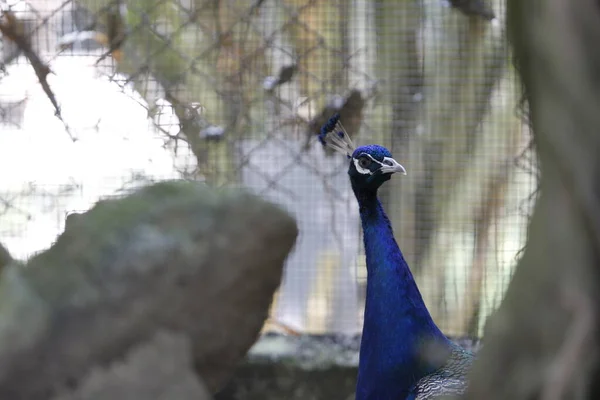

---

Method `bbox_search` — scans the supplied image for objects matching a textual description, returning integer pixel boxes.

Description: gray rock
[64,212,84,230]
[0,242,12,271]
[52,330,213,400]
[0,181,298,399]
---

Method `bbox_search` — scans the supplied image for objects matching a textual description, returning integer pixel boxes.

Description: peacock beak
[380,157,407,175]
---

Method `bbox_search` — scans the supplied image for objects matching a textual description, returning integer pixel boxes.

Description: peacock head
[318,114,406,193]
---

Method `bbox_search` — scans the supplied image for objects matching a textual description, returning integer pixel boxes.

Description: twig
[263,318,301,336]
[0,10,64,123]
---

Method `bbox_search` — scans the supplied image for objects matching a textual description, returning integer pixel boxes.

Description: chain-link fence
[0,0,534,338]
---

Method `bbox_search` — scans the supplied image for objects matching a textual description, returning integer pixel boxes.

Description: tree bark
[465,1,600,398]
[377,0,512,335]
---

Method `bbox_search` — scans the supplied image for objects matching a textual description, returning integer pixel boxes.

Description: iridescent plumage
[319,114,473,400]
[317,113,355,158]
[409,343,473,399]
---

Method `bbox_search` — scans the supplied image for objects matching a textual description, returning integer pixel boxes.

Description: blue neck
[354,189,449,400]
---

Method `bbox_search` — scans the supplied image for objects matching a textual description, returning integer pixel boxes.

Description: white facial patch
[353,153,384,175]
[382,157,395,167]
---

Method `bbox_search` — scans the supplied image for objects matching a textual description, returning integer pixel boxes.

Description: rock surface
[0,181,298,399]
[0,242,12,271]
[52,330,212,400]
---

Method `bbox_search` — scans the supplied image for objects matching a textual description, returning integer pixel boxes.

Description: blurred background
[0,0,531,340]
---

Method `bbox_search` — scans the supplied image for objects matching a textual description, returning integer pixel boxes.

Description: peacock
[318,114,474,400]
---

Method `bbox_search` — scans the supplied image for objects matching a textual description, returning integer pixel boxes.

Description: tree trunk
[376,0,422,273]
[465,1,600,398]
[409,1,513,334]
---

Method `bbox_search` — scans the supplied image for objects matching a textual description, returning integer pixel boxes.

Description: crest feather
[318,113,356,158]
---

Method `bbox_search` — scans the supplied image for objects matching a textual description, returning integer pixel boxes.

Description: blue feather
[318,113,340,145]
[318,113,354,158]
[318,116,474,400]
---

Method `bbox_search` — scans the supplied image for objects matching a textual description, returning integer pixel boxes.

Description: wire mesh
[0,0,534,338]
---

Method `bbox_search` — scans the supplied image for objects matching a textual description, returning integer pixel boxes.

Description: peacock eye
[358,156,372,169]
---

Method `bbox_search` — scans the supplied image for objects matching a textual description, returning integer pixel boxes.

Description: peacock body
[318,114,474,400]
